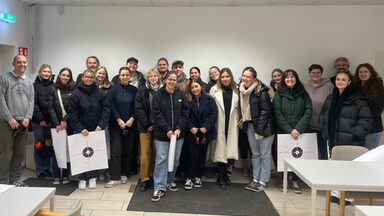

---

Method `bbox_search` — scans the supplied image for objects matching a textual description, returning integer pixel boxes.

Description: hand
[147,125,154,132]
[190,127,198,135]
[8,118,19,129]
[255,133,264,140]
[126,117,134,127]
[39,121,47,127]
[81,129,89,136]
[167,130,173,139]
[95,126,102,131]
[174,129,181,137]
[56,125,61,132]
[290,129,300,139]
[22,118,30,128]
[200,127,207,133]
[117,118,126,129]
[60,121,67,130]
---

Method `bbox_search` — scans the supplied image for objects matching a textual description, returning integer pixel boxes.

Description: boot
[217,171,227,190]
[224,172,232,185]
[242,159,249,177]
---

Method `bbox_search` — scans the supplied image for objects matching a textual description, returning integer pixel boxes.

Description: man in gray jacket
[0,55,34,186]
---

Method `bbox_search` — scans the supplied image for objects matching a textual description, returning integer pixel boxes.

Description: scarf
[239,81,258,122]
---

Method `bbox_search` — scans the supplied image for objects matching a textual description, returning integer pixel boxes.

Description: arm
[273,93,293,133]
[294,92,313,133]
[201,97,218,132]
[97,92,111,129]
[0,76,13,121]
[135,88,150,129]
[68,92,86,133]
[175,93,190,132]
[255,91,272,135]
[353,99,372,138]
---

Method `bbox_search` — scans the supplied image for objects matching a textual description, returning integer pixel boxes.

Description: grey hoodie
[0,71,34,121]
[304,78,334,129]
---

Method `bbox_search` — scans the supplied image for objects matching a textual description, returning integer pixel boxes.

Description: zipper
[170,93,174,130]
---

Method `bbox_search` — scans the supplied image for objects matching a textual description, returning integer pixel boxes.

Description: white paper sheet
[0,184,14,194]
[51,129,69,168]
[354,145,384,162]
[68,130,109,176]
[277,133,318,172]
[168,135,177,172]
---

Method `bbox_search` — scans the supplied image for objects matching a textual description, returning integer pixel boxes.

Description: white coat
[209,85,239,163]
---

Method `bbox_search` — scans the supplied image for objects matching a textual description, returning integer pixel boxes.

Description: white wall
[0,0,30,74]
[34,5,384,84]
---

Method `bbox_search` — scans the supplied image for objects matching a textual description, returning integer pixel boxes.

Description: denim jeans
[364,132,383,150]
[247,123,274,183]
[32,122,52,175]
[153,138,184,191]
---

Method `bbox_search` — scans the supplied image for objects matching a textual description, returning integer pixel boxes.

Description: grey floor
[21,168,383,216]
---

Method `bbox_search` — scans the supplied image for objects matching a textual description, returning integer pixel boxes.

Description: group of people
[0,55,382,203]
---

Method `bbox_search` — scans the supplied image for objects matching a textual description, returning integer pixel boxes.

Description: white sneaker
[121,176,128,184]
[78,180,86,190]
[105,180,121,188]
[88,178,97,189]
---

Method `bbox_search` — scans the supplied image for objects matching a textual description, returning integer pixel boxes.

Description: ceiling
[18,0,384,7]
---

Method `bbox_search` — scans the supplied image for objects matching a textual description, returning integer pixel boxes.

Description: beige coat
[209,85,239,163]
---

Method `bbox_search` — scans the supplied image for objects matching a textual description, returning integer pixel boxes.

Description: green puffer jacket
[273,85,313,134]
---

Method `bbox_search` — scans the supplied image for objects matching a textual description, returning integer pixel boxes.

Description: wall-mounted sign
[18,47,28,57]
[0,12,16,23]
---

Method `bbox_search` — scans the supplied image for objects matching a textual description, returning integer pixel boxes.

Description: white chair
[325,145,384,216]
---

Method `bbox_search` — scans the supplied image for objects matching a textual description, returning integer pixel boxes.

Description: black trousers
[186,141,208,179]
[109,128,137,180]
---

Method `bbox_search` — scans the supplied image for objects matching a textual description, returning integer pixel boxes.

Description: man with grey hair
[0,55,34,186]
[330,57,350,85]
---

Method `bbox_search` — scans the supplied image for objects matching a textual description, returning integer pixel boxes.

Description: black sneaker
[291,181,302,194]
[330,195,339,203]
[151,190,165,202]
[194,177,202,188]
[245,180,260,192]
[167,182,178,192]
[184,178,194,190]
[139,181,148,192]
[13,180,28,187]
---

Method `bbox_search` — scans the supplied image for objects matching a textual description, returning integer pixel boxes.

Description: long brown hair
[55,67,76,90]
[95,66,112,89]
[217,67,238,91]
[354,63,384,106]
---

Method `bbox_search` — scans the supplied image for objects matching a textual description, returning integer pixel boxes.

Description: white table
[0,186,55,216]
[282,159,384,216]
[355,205,384,216]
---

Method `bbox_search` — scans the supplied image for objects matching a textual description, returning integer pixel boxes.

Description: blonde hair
[95,66,112,89]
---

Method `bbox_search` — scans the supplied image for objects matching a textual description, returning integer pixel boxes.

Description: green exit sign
[0,12,16,23]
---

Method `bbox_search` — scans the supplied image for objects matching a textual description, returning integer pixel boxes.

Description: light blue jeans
[247,123,275,183]
[364,132,383,150]
[153,138,184,191]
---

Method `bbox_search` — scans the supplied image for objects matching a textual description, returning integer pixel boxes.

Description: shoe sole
[168,188,178,192]
[245,186,261,192]
[194,185,202,188]
[184,186,193,190]
[293,190,302,194]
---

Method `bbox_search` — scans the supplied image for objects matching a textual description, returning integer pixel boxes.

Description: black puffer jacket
[32,76,62,126]
[68,82,111,133]
[249,82,275,137]
[135,83,160,132]
[152,86,189,141]
[53,84,75,122]
[318,85,372,147]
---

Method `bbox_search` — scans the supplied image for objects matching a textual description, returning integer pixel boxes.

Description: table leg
[50,196,54,211]
[282,161,288,216]
[311,188,317,216]
[325,190,331,216]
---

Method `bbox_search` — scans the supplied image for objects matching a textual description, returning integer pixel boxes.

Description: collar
[12,71,26,79]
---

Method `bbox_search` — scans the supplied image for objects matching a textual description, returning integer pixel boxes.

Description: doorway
[0,44,16,74]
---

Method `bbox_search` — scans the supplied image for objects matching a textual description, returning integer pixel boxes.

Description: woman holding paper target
[51,67,76,185]
[151,72,189,202]
[273,69,313,194]
[68,69,111,190]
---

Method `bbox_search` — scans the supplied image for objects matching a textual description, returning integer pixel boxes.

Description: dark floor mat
[127,181,280,216]
[24,178,78,196]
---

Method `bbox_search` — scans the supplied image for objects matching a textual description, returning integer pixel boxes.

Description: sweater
[0,71,34,121]
[304,78,334,129]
